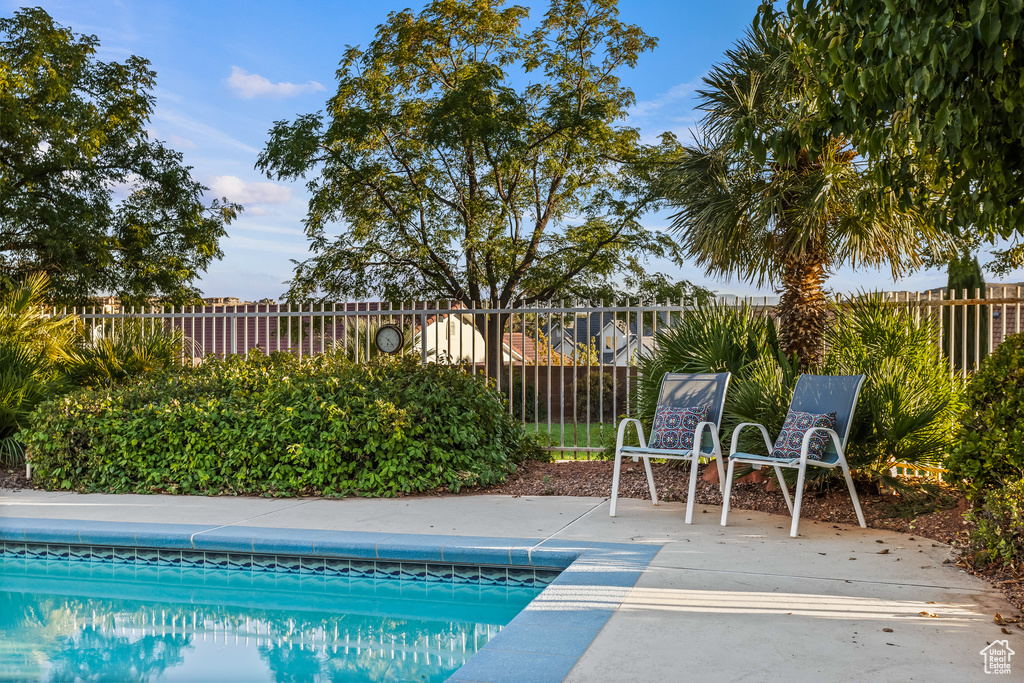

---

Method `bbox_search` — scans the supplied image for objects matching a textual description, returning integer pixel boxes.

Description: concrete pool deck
[1,489,1016,681]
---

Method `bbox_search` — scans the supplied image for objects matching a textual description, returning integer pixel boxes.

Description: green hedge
[965,480,1024,571]
[946,333,1024,498]
[23,353,532,496]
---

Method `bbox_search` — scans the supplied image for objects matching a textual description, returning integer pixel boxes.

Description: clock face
[375,324,404,354]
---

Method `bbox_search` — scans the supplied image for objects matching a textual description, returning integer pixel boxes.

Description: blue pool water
[0,558,543,681]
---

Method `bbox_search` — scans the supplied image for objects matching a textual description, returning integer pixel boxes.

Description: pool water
[0,557,543,682]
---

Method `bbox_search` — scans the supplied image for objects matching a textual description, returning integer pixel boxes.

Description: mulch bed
[3,458,1021,615]
[0,465,31,491]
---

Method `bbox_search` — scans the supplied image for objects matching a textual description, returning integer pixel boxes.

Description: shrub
[630,297,962,487]
[508,377,546,422]
[633,302,791,456]
[965,480,1024,571]
[70,320,195,388]
[23,353,530,496]
[825,295,964,481]
[946,332,1024,498]
[0,273,79,465]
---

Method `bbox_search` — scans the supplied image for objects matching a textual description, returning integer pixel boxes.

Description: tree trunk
[777,243,828,371]
[479,310,510,385]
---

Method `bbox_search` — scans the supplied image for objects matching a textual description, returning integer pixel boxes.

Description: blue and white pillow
[647,405,711,450]
[772,411,836,460]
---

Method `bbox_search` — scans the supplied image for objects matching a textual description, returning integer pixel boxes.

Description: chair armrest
[616,418,647,452]
[730,422,773,456]
[800,427,843,464]
[692,421,722,455]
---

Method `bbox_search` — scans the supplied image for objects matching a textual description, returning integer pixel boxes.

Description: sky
[8,0,1024,302]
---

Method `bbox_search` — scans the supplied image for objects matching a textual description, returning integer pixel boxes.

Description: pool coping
[0,517,661,683]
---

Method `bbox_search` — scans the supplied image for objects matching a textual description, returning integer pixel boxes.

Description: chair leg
[840,458,867,528]
[774,465,792,514]
[790,462,807,538]
[685,454,700,524]
[642,456,658,506]
[720,457,737,527]
[714,453,725,494]
[610,448,623,517]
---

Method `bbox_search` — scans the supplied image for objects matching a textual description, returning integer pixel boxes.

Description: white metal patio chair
[721,374,867,537]
[610,372,731,524]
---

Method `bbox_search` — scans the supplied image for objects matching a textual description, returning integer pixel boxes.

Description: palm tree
[0,273,80,464]
[661,20,947,369]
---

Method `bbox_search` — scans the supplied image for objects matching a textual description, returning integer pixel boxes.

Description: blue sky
[9,0,1022,301]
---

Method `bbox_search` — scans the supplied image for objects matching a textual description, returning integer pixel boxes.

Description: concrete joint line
[188,499,315,547]
[527,498,609,561]
[652,563,983,592]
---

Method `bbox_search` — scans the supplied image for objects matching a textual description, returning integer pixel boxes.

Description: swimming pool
[0,518,660,682]
[1,551,546,681]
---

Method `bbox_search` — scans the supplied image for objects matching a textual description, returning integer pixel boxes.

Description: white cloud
[630,80,701,119]
[208,175,292,205]
[225,66,325,99]
[169,134,196,149]
[154,110,259,154]
[629,79,705,144]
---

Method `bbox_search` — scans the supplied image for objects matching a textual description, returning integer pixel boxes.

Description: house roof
[546,311,638,345]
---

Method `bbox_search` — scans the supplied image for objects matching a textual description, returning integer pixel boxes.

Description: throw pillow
[772,411,837,461]
[647,405,711,451]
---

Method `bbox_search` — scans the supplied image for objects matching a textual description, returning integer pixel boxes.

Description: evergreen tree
[944,251,988,372]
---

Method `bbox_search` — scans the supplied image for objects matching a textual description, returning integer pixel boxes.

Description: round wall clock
[374,323,405,354]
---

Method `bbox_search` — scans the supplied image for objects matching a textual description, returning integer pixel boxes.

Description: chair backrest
[657,372,731,428]
[787,374,866,448]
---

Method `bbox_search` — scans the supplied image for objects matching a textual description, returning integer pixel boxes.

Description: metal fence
[56,288,1023,462]
[865,286,1024,378]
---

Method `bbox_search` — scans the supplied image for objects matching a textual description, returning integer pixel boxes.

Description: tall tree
[257,0,682,377]
[661,20,946,369]
[0,8,239,306]
[771,0,1024,263]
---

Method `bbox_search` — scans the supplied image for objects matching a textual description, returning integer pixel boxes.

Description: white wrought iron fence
[52,288,1023,462]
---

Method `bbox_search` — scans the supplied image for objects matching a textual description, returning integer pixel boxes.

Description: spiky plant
[634,301,794,455]
[0,273,78,464]
[660,19,946,370]
[825,293,964,492]
[71,320,195,388]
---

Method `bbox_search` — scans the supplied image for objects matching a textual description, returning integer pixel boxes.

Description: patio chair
[610,372,730,524]
[720,374,867,538]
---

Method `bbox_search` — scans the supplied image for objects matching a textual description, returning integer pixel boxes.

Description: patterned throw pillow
[647,405,712,451]
[772,411,837,461]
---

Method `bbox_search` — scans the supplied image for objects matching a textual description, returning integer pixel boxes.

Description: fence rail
[52,288,1022,469]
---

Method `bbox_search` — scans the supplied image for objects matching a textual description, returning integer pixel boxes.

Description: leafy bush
[825,295,964,483]
[965,480,1024,571]
[946,332,1024,498]
[23,353,531,496]
[573,370,614,422]
[508,378,546,422]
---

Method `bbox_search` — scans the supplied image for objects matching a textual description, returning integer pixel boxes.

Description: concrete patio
[0,489,1015,681]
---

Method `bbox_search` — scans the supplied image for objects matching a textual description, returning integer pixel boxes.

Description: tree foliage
[257,0,680,309]
[660,18,943,368]
[771,0,1024,246]
[0,8,239,305]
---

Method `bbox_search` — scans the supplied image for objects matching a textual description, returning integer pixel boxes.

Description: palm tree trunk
[777,243,828,370]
